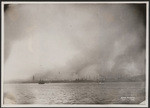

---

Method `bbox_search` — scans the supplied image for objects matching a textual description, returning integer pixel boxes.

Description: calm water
[3,82,145,104]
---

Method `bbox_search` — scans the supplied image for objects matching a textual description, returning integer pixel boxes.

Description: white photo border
[1,1,149,107]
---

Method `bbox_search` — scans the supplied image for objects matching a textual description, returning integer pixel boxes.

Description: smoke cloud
[4,4,146,81]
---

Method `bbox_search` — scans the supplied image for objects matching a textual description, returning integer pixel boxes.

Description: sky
[4,3,146,81]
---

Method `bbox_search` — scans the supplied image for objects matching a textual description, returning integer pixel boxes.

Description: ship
[99,75,105,84]
[38,79,45,84]
[38,65,45,84]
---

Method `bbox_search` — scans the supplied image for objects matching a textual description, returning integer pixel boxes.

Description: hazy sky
[4,3,146,81]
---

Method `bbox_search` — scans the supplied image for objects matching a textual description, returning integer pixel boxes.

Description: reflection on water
[4,82,145,104]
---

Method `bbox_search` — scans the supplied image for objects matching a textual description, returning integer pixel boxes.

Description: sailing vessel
[99,75,105,84]
[38,79,45,84]
[99,81,104,84]
[33,76,35,82]
[38,65,45,84]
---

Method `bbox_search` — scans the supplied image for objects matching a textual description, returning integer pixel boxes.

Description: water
[3,82,145,104]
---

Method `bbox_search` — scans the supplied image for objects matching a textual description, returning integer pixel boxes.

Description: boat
[99,76,105,84]
[38,65,45,84]
[99,81,104,84]
[38,79,45,84]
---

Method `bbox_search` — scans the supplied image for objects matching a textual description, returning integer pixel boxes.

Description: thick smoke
[4,4,146,81]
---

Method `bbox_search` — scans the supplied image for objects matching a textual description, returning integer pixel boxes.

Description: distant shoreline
[4,74,145,84]
[4,81,145,84]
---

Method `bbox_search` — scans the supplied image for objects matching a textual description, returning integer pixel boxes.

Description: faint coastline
[4,74,145,84]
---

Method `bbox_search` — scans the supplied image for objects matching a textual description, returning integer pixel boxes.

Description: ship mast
[33,75,34,82]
